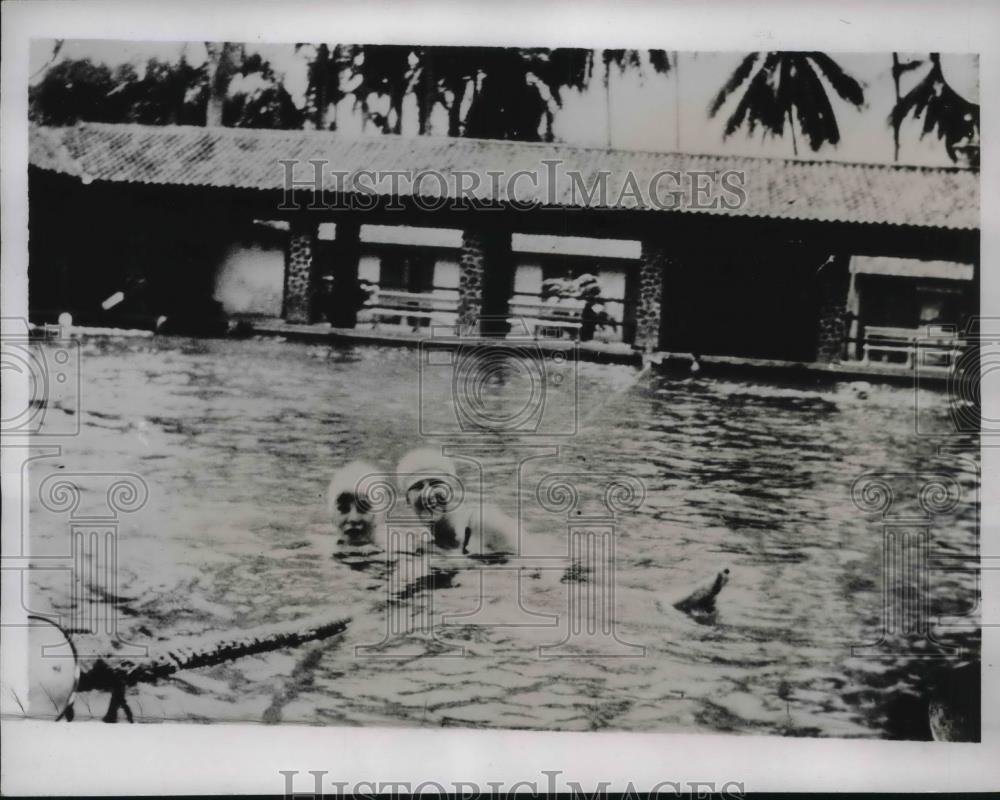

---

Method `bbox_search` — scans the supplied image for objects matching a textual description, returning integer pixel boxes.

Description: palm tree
[889,53,979,167]
[525,48,596,141]
[298,44,660,143]
[709,52,865,156]
[349,45,416,134]
[460,47,598,141]
[225,52,303,129]
[418,46,483,137]
[296,43,354,130]
[890,53,923,160]
[347,45,593,141]
[204,42,243,126]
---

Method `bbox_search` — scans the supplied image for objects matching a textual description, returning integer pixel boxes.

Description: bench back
[508,297,584,323]
[364,289,458,313]
[865,325,961,346]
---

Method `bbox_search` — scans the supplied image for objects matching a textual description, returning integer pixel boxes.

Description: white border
[2,0,998,794]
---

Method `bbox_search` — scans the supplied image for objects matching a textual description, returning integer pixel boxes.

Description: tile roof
[29,122,978,230]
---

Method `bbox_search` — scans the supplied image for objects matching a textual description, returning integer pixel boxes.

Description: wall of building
[211,223,635,342]
[213,237,285,316]
[27,176,977,363]
[29,175,234,327]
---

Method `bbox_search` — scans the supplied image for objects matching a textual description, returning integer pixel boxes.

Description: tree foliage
[709,52,865,155]
[296,43,355,130]
[889,53,979,166]
[343,45,661,141]
[30,48,301,129]
[223,51,303,129]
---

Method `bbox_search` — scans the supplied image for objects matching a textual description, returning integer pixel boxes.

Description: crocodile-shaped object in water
[38,614,351,722]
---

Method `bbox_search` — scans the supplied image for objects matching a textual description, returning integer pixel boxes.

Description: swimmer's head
[327,460,382,545]
[396,448,460,519]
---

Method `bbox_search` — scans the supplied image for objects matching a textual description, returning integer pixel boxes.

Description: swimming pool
[27,335,979,736]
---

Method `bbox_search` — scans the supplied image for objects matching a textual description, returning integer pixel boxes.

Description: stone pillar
[282,219,320,324]
[634,240,667,352]
[815,255,851,363]
[458,227,513,336]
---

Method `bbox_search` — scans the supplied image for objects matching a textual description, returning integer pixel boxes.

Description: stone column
[458,227,513,336]
[634,239,667,352]
[282,219,320,324]
[815,255,851,363]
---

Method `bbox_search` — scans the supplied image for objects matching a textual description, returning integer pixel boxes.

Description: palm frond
[797,58,842,148]
[714,51,863,153]
[709,52,759,117]
[807,52,865,107]
[648,49,671,75]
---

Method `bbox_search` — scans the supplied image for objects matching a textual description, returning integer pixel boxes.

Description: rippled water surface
[28,336,979,736]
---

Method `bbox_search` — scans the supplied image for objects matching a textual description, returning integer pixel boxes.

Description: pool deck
[249,318,950,386]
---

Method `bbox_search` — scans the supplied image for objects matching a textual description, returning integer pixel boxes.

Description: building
[28,122,978,364]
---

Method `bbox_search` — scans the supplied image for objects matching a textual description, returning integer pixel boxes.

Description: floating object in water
[641,351,668,369]
[57,312,73,337]
[843,381,872,400]
[1,616,79,721]
[671,569,730,615]
[28,614,351,723]
[101,291,125,311]
[638,351,701,374]
[928,662,980,742]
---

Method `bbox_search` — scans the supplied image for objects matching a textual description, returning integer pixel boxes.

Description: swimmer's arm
[466,504,519,555]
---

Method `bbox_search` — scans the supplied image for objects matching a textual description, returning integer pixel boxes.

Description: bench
[359,289,458,331]
[507,297,584,340]
[861,325,965,369]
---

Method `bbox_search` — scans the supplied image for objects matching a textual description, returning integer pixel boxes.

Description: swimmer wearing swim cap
[327,460,383,550]
[396,447,516,558]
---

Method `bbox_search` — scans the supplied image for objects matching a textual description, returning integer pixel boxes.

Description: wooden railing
[358,289,625,341]
[507,297,584,340]
[359,289,458,331]
[860,325,965,369]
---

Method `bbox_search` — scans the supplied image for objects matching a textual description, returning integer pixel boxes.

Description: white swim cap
[395,447,457,494]
[327,460,382,513]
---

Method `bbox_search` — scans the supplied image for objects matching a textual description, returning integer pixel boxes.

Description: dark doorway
[660,240,824,361]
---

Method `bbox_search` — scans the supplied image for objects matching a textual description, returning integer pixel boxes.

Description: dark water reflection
[28,336,978,736]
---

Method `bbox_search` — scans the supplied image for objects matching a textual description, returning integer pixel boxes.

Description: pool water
[27,336,979,736]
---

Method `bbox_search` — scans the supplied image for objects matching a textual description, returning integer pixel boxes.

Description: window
[378,248,436,292]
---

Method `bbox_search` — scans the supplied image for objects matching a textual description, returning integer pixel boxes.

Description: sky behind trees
[29,39,978,168]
